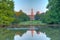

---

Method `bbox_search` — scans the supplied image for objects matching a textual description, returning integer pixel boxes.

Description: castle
[15,9,40,20]
[29,9,35,20]
[29,9,40,20]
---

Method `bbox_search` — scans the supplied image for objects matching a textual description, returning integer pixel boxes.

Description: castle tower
[30,9,34,20]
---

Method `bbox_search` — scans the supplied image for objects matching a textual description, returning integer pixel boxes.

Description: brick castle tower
[30,9,34,20]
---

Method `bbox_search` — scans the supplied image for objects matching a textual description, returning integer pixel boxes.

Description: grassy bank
[19,20,46,25]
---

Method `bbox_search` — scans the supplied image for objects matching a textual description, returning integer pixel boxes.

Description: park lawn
[0,27,60,40]
[19,20,46,25]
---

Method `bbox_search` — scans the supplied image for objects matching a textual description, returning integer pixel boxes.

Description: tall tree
[44,0,60,24]
[0,0,15,25]
[35,11,40,20]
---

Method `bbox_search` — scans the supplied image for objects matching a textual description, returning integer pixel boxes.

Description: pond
[0,26,60,40]
[14,30,51,40]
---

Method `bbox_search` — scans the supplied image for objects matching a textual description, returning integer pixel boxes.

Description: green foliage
[13,10,30,24]
[35,12,46,23]
[39,13,46,22]
[0,0,15,25]
[18,10,30,22]
[35,11,41,20]
[43,0,60,24]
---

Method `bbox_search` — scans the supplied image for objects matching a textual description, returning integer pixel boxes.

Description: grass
[19,20,46,25]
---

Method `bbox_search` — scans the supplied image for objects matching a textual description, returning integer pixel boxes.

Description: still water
[14,30,51,40]
[0,26,60,40]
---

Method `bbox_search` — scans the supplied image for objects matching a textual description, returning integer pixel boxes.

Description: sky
[13,0,48,15]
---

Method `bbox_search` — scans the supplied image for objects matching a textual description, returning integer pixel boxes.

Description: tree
[13,10,30,24]
[35,11,45,22]
[44,0,60,24]
[0,0,15,25]
[35,11,41,20]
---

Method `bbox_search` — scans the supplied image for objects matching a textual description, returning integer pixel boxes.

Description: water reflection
[14,30,51,40]
[14,34,21,40]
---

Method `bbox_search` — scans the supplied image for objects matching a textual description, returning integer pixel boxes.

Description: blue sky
[13,0,48,15]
